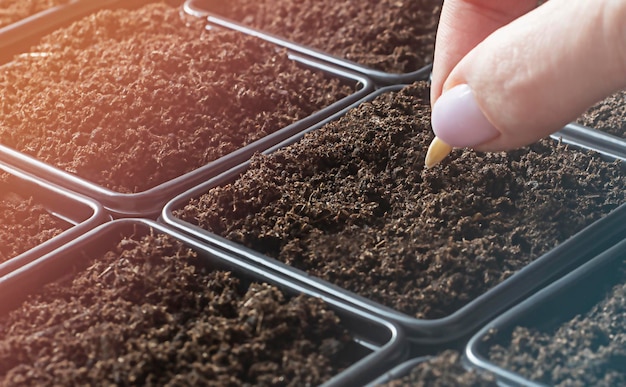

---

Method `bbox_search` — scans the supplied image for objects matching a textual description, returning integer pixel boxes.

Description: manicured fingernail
[431,84,499,148]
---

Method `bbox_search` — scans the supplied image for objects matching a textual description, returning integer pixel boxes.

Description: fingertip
[431,84,500,148]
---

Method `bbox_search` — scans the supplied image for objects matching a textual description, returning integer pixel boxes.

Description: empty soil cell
[194,0,443,74]
[0,0,69,28]
[576,90,626,137]
[379,351,496,387]
[0,172,69,265]
[0,231,357,385]
[0,2,353,194]
[487,266,626,386]
[175,81,626,320]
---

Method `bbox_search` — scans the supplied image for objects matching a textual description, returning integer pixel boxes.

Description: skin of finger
[443,0,626,152]
[430,0,537,107]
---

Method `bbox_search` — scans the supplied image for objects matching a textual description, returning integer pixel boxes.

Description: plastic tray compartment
[0,161,106,279]
[0,2,372,219]
[0,0,155,64]
[0,219,407,386]
[466,238,626,387]
[182,0,434,86]
[162,84,626,347]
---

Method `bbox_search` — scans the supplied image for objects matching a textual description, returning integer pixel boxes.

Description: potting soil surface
[0,172,69,265]
[0,2,352,193]
[381,351,497,387]
[198,0,443,74]
[577,90,626,138]
[0,0,69,29]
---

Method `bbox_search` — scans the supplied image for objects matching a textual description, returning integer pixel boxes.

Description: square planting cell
[163,82,626,344]
[466,239,626,386]
[0,2,369,217]
[0,162,105,278]
[0,219,406,386]
[0,0,146,64]
[183,0,442,84]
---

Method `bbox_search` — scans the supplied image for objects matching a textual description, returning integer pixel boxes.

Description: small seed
[424,136,453,168]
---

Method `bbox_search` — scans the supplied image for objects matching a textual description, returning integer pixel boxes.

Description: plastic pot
[161,85,626,346]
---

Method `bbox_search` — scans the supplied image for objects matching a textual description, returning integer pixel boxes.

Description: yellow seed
[424,137,453,168]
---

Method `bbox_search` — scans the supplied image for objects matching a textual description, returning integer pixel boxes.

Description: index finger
[430,0,537,105]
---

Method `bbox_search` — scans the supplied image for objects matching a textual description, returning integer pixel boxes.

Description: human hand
[425,0,626,167]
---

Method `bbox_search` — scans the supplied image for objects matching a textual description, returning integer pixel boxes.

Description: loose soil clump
[176,81,626,319]
[0,2,352,193]
[0,0,69,28]
[195,0,443,74]
[487,266,626,386]
[577,90,626,137]
[381,351,497,387]
[0,232,354,386]
[0,172,68,264]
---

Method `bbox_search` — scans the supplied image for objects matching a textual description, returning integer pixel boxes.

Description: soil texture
[0,0,69,28]
[0,172,68,264]
[0,2,353,193]
[193,0,443,74]
[577,90,626,137]
[380,351,497,387]
[488,266,626,386]
[176,82,626,319]
[0,232,355,386]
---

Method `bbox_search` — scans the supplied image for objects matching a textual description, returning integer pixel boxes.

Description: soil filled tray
[466,238,626,386]
[163,82,626,344]
[0,162,105,278]
[183,0,441,84]
[368,351,496,387]
[0,219,406,386]
[0,1,369,217]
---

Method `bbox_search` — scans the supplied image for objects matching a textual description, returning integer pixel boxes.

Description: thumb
[431,0,626,152]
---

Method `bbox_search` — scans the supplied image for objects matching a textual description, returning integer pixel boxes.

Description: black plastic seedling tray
[162,85,626,347]
[182,0,433,87]
[0,218,408,386]
[465,238,626,386]
[0,3,373,219]
[0,161,106,278]
[551,122,626,162]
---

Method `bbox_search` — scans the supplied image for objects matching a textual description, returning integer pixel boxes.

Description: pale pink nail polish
[431,84,500,148]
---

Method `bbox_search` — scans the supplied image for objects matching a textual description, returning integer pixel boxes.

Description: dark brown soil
[195,0,443,74]
[0,2,353,193]
[0,0,69,28]
[380,351,497,387]
[488,267,626,386]
[0,232,355,386]
[0,172,68,264]
[577,90,626,137]
[175,81,626,319]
